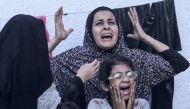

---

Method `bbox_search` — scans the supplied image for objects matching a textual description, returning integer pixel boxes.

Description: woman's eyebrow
[108,19,114,21]
[94,19,103,23]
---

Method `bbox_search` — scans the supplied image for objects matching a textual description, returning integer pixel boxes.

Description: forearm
[141,34,169,52]
[48,37,62,53]
[158,48,189,73]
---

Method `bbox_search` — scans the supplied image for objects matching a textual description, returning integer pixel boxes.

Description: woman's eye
[96,22,102,26]
[109,21,115,25]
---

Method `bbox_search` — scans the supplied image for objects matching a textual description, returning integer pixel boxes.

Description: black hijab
[0,15,52,109]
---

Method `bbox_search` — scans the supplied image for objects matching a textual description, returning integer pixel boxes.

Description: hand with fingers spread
[54,6,73,41]
[127,7,146,41]
[126,81,136,109]
[76,59,100,82]
[127,7,169,52]
[48,6,73,52]
[111,85,127,109]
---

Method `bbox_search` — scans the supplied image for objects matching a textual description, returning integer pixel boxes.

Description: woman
[0,15,52,109]
[88,55,150,109]
[50,6,189,103]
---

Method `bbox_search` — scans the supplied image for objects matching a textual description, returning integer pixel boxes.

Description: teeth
[102,33,111,36]
[102,33,112,36]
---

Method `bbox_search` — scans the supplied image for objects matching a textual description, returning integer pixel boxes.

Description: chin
[100,44,116,50]
[123,95,130,101]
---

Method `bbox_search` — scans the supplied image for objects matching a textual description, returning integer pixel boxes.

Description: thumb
[91,59,98,65]
[67,28,73,35]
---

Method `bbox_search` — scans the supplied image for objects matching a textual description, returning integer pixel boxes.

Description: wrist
[140,33,149,42]
[76,74,85,83]
[53,36,63,43]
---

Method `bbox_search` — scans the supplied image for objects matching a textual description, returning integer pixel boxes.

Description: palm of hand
[132,22,145,40]
[55,21,67,40]
[55,12,68,40]
[127,7,146,41]
[54,6,73,41]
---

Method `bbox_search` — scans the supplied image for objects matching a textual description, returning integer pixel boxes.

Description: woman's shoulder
[50,46,82,61]
[134,98,150,109]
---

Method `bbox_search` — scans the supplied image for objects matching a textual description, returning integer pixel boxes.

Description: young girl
[88,55,150,109]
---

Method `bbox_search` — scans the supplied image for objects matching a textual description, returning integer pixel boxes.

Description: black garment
[113,4,151,51]
[151,48,189,109]
[60,76,86,109]
[150,0,182,108]
[113,0,183,109]
[113,0,181,53]
[0,15,52,109]
[56,102,81,109]
[158,48,189,74]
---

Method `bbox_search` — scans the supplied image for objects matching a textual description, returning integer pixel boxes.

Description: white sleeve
[138,99,150,109]
[38,83,61,109]
[87,99,103,109]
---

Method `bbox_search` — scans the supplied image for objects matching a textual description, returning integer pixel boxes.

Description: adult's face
[92,10,119,50]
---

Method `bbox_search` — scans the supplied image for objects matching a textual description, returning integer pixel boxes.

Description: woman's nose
[103,23,110,30]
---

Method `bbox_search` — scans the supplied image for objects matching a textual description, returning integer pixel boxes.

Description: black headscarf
[0,15,52,109]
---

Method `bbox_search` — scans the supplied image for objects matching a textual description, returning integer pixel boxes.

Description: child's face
[108,64,134,100]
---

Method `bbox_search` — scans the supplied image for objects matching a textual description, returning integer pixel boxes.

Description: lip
[100,33,112,40]
[120,84,131,96]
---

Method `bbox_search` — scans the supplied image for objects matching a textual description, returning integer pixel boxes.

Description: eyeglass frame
[107,71,137,81]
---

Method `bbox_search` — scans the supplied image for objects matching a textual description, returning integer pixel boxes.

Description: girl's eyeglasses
[107,71,137,80]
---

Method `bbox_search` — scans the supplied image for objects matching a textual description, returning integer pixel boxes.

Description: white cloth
[88,98,150,109]
[38,83,61,109]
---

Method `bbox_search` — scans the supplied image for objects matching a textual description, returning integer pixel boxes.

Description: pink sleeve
[35,16,52,58]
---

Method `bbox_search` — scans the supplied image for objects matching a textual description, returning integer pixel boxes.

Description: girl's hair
[98,54,134,85]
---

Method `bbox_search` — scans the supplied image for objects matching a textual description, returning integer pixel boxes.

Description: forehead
[111,64,132,74]
[93,10,116,21]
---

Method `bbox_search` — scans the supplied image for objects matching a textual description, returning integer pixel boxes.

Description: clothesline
[58,11,91,16]
[0,10,91,20]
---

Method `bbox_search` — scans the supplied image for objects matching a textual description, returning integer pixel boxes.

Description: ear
[100,81,110,92]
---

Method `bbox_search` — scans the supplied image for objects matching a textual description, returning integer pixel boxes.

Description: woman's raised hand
[127,7,169,52]
[76,59,100,82]
[127,7,146,41]
[54,6,73,41]
[48,6,73,53]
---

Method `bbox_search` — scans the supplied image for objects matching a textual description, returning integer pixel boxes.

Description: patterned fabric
[87,98,150,109]
[38,84,61,109]
[50,6,174,103]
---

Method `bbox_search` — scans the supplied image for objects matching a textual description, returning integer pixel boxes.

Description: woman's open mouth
[101,33,112,40]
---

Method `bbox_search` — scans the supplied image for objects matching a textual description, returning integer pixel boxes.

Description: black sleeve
[158,48,189,73]
[60,76,86,109]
